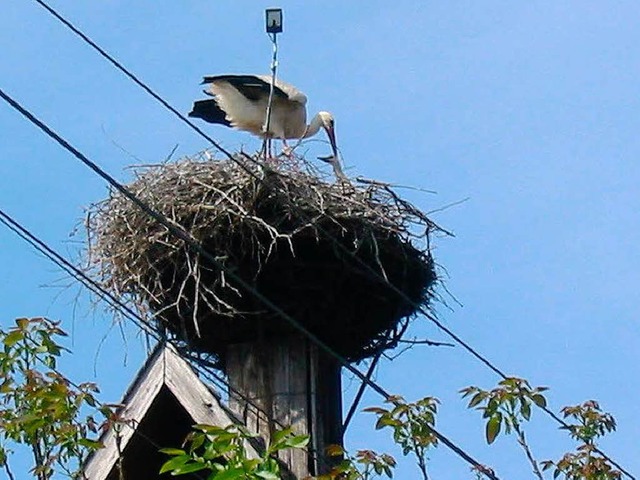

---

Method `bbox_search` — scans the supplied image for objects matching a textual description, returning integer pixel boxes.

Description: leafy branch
[364,395,439,480]
[160,423,309,479]
[462,378,623,480]
[316,445,396,480]
[540,401,621,480]
[0,317,113,480]
[461,377,548,479]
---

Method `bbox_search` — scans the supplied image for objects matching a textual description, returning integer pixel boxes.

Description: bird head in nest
[316,112,348,181]
[316,111,338,159]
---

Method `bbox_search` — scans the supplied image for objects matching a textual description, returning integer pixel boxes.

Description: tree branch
[513,423,544,480]
[2,460,16,480]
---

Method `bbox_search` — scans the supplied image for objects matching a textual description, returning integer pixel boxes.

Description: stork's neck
[303,113,324,138]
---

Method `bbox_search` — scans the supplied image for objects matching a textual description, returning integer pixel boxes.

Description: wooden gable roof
[83,343,256,480]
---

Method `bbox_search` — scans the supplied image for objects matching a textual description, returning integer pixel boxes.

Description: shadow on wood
[227,336,343,478]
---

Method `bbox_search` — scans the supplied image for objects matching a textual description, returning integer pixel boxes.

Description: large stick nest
[88,154,440,366]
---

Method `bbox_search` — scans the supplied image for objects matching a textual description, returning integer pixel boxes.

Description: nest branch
[87,153,441,366]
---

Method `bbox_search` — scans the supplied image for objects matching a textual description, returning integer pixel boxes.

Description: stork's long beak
[318,124,348,182]
[324,124,339,159]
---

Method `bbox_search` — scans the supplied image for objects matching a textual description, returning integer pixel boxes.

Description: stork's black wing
[188,99,231,126]
[201,75,289,102]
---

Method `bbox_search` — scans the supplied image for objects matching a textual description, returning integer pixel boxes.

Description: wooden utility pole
[226,336,343,478]
[222,13,343,473]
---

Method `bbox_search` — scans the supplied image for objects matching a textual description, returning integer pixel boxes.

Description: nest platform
[88,155,439,365]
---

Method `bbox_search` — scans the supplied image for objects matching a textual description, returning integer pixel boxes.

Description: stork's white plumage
[189,75,338,160]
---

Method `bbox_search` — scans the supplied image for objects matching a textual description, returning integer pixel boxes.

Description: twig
[514,424,544,480]
[426,197,470,216]
[398,338,455,348]
[2,461,16,480]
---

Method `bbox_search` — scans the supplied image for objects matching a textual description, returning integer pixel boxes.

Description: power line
[0,213,208,478]
[0,209,151,336]
[0,179,333,472]
[27,0,260,178]
[27,0,500,380]
[0,206,476,478]
[25,0,528,388]
[0,85,382,395]
[18,4,635,477]
[342,352,381,433]
[0,206,335,474]
[0,87,501,480]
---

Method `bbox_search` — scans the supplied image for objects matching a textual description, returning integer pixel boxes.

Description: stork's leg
[262,136,274,162]
[261,137,267,161]
[281,138,293,157]
[270,137,276,159]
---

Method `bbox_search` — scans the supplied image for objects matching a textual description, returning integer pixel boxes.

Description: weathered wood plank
[227,336,343,478]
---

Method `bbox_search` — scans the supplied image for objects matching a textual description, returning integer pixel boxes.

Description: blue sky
[1,1,639,478]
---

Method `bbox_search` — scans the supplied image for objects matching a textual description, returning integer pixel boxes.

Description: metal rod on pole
[262,32,278,160]
[262,8,283,160]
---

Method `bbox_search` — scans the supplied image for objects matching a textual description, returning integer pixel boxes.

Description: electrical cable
[28,0,489,372]
[16,3,635,477]
[27,0,260,178]
[0,222,206,479]
[26,0,526,387]
[341,352,381,434]
[0,206,334,474]
[0,85,501,480]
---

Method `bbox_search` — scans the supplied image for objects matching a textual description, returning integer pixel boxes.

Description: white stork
[189,75,340,165]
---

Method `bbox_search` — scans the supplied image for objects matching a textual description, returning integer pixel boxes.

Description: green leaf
[531,394,547,408]
[3,331,23,347]
[391,404,409,416]
[77,438,104,449]
[270,427,293,446]
[159,448,187,456]
[0,378,13,393]
[159,454,190,474]
[281,434,309,449]
[375,416,400,430]
[211,467,247,480]
[15,318,30,330]
[190,432,206,452]
[467,392,485,408]
[255,471,280,480]
[242,459,261,471]
[172,462,209,475]
[486,414,502,444]
[520,400,531,421]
